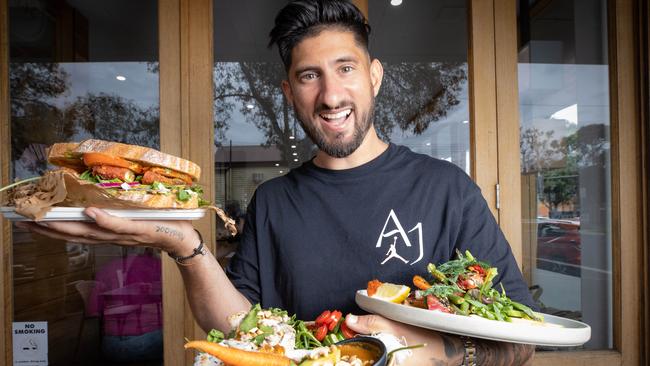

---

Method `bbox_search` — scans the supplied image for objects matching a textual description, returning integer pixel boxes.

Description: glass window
[9,1,162,364]
[213,0,469,263]
[517,0,612,351]
[370,0,470,171]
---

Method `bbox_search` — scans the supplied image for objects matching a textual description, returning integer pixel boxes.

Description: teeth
[320,109,351,120]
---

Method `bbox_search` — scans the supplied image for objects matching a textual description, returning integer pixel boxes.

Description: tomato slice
[468,264,486,276]
[340,320,355,339]
[328,318,339,331]
[328,310,342,330]
[314,325,328,341]
[315,310,331,326]
[426,294,452,313]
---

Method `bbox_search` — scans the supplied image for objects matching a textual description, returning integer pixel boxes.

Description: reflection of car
[536,218,581,276]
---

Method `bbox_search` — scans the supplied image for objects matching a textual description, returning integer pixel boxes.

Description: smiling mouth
[318,109,352,126]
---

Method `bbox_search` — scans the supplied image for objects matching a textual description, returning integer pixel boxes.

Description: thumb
[345,314,394,335]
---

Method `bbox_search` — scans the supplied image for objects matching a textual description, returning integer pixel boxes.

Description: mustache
[315,102,355,114]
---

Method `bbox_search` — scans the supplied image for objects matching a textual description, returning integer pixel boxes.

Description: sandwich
[46,139,207,209]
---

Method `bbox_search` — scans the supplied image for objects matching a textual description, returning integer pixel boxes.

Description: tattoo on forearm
[424,335,534,366]
[427,333,465,366]
[440,333,465,359]
[475,340,535,366]
[155,225,184,241]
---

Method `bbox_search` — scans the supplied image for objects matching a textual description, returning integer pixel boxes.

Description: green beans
[448,294,465,305]
[427,263,448,283]
[418,252,544,324]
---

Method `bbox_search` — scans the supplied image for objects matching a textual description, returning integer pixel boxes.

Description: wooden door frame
[0,0,11,363]
[640,2,650,364]
[159,0,215,364]
[482,0,646,365]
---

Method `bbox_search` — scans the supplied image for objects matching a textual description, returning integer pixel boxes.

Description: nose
[319,71,345,109]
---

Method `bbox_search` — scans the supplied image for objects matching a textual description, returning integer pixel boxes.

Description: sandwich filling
[77,152,207,205]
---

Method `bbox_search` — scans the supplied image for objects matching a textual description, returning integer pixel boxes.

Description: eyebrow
[293,56,360,77]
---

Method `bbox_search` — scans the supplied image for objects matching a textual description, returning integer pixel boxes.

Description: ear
[369,59,384,97]
[281,79,294,106]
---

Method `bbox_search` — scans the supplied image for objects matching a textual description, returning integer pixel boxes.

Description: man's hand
[345,314,464,366]
[15,207,199,255]
[345,314,534,366]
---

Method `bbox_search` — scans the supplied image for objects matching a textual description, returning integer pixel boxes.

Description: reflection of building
[215,145,288,211]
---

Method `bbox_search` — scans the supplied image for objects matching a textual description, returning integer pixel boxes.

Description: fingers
[345,314,396,335]
[16,222,106,245]
[32,220,125,242]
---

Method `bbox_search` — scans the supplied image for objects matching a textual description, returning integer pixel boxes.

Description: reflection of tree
[10,63,160,176]
[64,93,160,147]
[10,63,70,175]
[214,62,310,166]
[10,63,68,116]
[520,124,609,215]
[520,127,560,174]
[213,61,467,164]
[375,62,467,140]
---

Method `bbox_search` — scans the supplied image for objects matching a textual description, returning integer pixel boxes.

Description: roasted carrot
[367,279,383,297]
[184,341,292,366]
[413,275,431,290]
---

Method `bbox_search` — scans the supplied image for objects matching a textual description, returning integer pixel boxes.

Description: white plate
[0,206,206,221]
[355,290,591,347]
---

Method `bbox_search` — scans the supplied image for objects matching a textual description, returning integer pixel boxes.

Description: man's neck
[313,129,389,170]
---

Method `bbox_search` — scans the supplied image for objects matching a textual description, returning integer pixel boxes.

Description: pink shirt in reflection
[87,253,162,336]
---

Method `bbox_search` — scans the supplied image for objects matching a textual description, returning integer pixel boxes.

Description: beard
[294,98,375,158]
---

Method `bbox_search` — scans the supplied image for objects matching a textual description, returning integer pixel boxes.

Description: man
[18,1,535,364]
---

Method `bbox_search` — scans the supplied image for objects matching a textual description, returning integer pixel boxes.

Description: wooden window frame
[1,0,10,362]
[0,0,646,365]
[159,0,215,364]
[478,0,646,365]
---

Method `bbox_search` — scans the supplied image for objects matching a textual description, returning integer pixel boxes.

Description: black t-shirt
[226,143,535,320]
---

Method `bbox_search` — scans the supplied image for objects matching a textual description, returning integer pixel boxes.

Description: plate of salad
[188,304,397,366]
[355,251,591,347]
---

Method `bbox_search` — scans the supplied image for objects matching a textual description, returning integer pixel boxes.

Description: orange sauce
[338,344,377,363]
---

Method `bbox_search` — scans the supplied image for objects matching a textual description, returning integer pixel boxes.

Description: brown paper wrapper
[6,170,157,220]
[3,170,238,235]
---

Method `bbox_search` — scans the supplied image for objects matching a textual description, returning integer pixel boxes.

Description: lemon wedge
[371,283,411,303]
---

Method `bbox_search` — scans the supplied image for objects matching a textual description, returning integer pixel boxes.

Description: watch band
[461,336,477,366]
[168,229,207,265]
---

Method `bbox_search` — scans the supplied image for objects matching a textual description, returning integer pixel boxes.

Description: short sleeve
[454,175,537,310]
[225,193,262,305]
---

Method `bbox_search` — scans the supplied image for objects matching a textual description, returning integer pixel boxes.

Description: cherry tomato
[426,294,451,313]
[314,325,328,341]
[340,320,356,339]
[328,311,343,331]
[315,310,331,326]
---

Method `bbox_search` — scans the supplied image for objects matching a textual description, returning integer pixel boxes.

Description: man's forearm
[418,333,534,366]
[177,246,251,332]
[475,339,534,366]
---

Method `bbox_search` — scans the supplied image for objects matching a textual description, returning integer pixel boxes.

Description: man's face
[282,29,383,158]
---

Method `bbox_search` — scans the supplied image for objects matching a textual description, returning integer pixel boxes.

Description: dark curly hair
[268,0,371,71]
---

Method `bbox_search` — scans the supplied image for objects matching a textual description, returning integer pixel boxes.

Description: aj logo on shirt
[375,209,424,266]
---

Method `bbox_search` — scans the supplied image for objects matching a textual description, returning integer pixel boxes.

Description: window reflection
[9,1,162,364]
[518,0,612,351]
